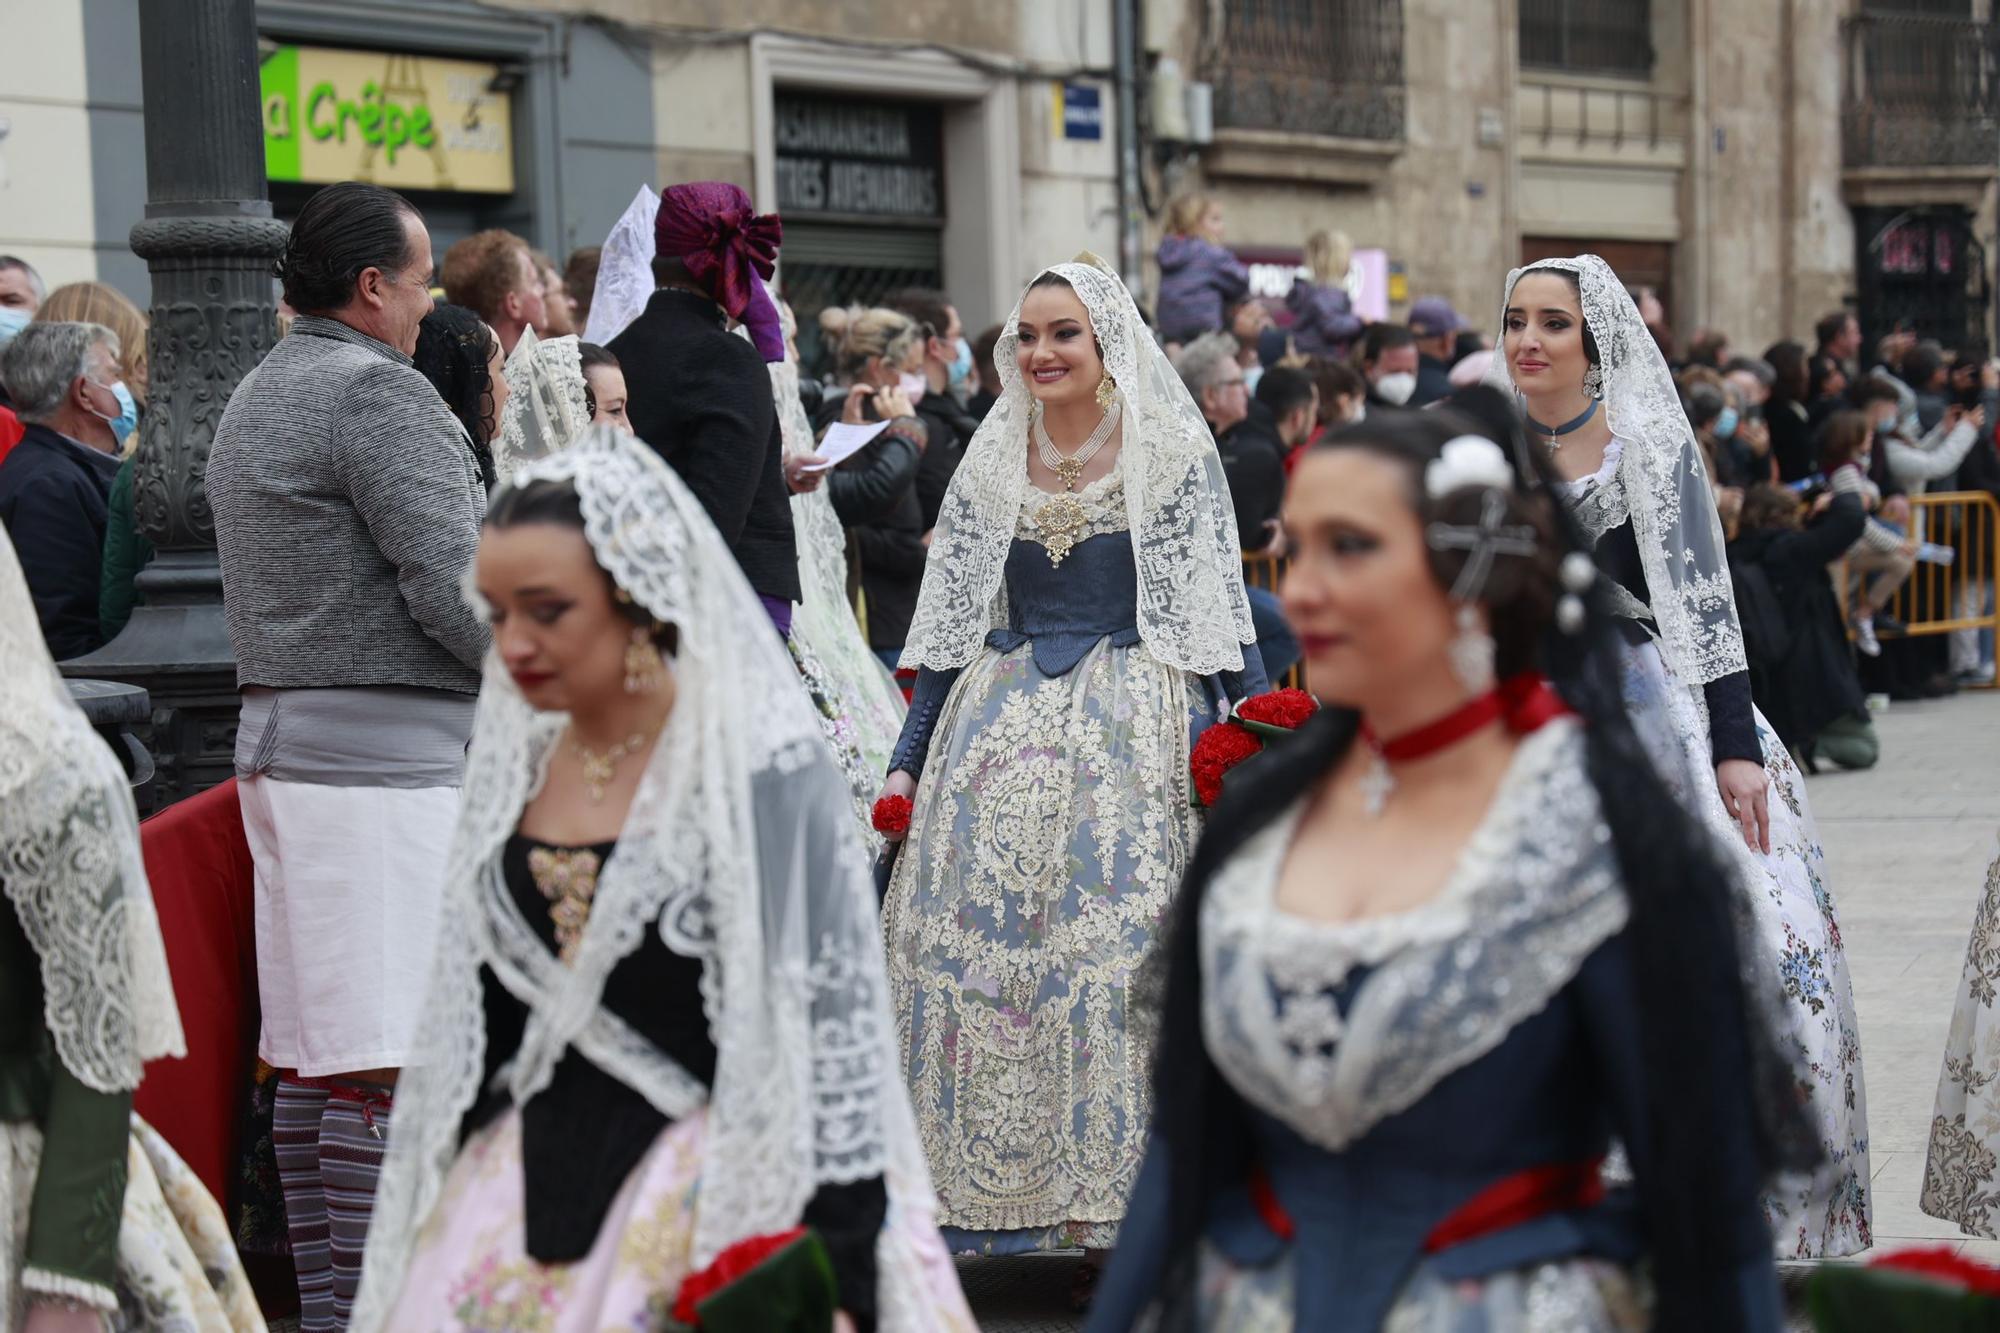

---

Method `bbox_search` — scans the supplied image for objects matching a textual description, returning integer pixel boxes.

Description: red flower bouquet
[670,1226,838,1331]
[872,794,913,837]
[1190,690,1319,807]
[1808,1243,2000,1330]
[1233,687,1318,734]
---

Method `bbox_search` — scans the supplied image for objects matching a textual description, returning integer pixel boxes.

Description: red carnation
[1234,688,1318,731]
[1869,1244,2000,1298]
[1191,723,1264,807]
[672,1227,810,1325]
[872,794,914,837]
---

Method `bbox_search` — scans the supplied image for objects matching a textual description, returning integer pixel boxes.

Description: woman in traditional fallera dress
[1485,256,1870,1259]
[1921,837,2000,1235]
[350,428,973,1331]
[878,256,1264,1258]
[0,530,264,1333]
[1089,395,1801,1332]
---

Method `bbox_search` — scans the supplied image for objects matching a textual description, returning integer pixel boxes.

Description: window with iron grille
[1204,0,1404,141]
[1520,0,1654,77]
[1861,0,1973,14]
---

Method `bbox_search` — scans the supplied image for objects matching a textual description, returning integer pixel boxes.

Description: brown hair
[35,282,148,403]
[440,229,533,324]
[1817,409,1872,472]
[1740,483,1803,534]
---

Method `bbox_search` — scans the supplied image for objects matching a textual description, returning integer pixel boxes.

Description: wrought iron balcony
[1842,12,2000,169]
[1203,0,1404,142]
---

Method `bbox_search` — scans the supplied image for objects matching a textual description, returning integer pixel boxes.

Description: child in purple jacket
[1286,229,1364,360]
[1155,193,1248,345]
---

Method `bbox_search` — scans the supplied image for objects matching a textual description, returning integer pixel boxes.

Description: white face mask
[1346,401,1367,424]
[1374,371,1417,406]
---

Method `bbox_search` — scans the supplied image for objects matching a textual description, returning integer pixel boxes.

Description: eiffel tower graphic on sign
[359,53,453,191]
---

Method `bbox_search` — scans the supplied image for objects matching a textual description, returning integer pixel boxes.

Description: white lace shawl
[0,531,183,1093]
[1200,720,1628,1151]
[773,354,906,778]
[1487,254,1748,686]
[494,328,591,483]
[899,260,1256,676]
[352,429,947,1330]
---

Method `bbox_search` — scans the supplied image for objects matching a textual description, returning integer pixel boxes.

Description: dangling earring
[1582,360,1604,400]
[1095,371,1117,409]
[624,625,665,694]
[1447,603,1496,692]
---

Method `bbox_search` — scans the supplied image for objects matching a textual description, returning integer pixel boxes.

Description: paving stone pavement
[960,689,2000,1329]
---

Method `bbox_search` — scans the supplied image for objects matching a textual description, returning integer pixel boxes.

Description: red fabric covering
[0,405,22,466]
[134,778,258,1205]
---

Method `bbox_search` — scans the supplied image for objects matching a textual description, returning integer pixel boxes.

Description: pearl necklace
[1031,401,1121,565]
[1033,399,1122,489]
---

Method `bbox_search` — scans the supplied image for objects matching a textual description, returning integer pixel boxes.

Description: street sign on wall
[260,44,515,194]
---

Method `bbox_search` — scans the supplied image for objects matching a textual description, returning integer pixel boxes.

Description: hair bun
[817,305,854,340]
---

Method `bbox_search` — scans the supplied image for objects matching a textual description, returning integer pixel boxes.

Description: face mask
[1374,371,1417,406]
[0,307,28,350]
[1346,401,1367,424]
[946,337,973,391]
[898,371,927,406]
[88,376,139,445]
[1244,365,1265,396]
[1714,405,1739,441]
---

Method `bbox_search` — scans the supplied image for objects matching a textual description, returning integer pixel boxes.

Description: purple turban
[654,182,785,362]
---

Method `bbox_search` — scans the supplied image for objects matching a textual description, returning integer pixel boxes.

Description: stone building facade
[5,0,1992,357]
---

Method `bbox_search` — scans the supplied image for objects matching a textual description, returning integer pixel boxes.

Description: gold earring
[624,625,665,694]
[1095,372,1117,409]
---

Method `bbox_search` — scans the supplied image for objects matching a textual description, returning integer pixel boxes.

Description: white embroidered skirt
[882,636,1202,1253]
[241,776,459,1077]
[1616,640,1870,1258]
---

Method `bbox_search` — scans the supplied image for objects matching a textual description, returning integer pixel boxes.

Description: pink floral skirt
[385,1107,976,1332]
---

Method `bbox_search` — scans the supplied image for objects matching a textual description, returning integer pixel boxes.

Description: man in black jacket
[0,321,127,658]
[609,182,801,633]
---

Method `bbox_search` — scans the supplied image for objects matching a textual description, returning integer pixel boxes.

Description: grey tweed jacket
[209,315,488,694]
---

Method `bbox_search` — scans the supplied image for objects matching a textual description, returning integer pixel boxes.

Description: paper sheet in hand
[801,420,891,471]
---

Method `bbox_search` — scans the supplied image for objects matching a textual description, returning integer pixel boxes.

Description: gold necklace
[572,729,652,803]
[1032,400,1121,565]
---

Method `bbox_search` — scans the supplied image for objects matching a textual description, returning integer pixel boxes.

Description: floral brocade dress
[1559,440,1869,1259]
[882,460,1259,1254]
[1922,836,2000,1235]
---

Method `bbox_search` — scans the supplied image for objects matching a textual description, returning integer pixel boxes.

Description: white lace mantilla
[901,259,1254,676]
[495,328,591,483]
[1199,720,1628,1152]
[0,531,183,1095]
[1488,255,1747,686]
[354,429,952,1331]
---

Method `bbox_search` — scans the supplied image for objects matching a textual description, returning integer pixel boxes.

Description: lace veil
[0,530,183,1093]
[769,309,906,783]
[583,185,661,346]
[1485,254,1746,687]
[353,428,948,1330]
[899,259,1256,676]
[494,327,591,482]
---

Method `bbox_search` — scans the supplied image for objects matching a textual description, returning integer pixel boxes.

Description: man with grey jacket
[208,180,485,1331]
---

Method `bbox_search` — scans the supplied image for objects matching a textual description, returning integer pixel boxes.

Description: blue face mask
[0,306,29,349]
[89,377,140,446]
[946,336,973,390]
[1714,405,1739,441]
[1244,364,1265,396]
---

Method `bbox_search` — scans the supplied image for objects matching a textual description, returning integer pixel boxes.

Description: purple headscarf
[654,182,785,362]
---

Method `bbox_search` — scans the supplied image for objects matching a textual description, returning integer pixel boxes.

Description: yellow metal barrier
[1841,491,2000,686]
[1240,554,1307,692]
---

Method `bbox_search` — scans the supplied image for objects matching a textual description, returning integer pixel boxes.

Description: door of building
[1853,205,1988,357]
